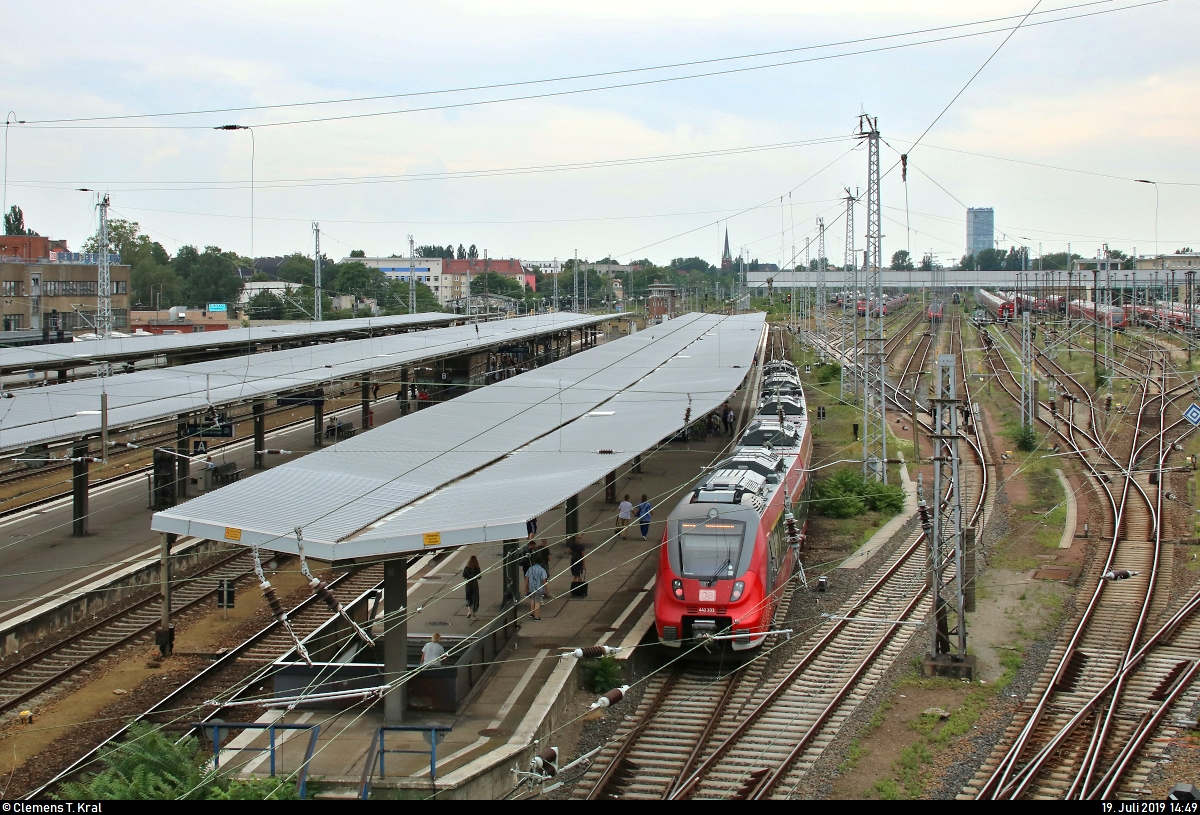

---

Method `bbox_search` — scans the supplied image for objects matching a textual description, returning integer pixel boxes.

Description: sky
[2,0,1196,269]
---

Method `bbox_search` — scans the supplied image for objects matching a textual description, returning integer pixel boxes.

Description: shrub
[1014,424,1037,452]
[57,722,299,800]
[816,362,842,385]
[813,469,905,518]
[583,655,624,693]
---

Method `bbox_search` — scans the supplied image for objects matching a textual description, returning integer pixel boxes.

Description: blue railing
[359,724,453,799]
[195,721,321,799]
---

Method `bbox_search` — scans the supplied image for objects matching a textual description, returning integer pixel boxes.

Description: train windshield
[677,520,747,581]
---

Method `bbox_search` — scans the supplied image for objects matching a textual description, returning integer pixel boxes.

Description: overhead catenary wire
[10,1,1164,131]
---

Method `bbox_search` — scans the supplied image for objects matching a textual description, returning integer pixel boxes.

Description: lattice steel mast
[96,194,113,338]
[860,114,887,482]
[313,223,323,321]
[930,354,967,661]
[841,189,858,403]
[1020,311,1036,430]
[815,217,827,338]
[408,235,417,315]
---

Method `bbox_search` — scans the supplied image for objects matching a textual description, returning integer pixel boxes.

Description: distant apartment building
[581,261,640,275]
[340,257,446,304]
[0,257,130,332]
[1134,252,1200,271]
[443,258,534,303]
[966,208,995,255]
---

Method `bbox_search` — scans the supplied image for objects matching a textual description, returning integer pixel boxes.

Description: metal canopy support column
[605,471,616,504]
[565,494,579,544]
[840,189,858,403]
[313,399,324,448]
[860,114,887,483]
[384,559,408,721]
[253,400,266,470]
[176,416,190,500]
[501,539,520,607]
[72,442,89,537]
[361,375,371,430]
[158,532,176,657]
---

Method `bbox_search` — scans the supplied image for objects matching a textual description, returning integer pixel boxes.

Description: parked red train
[655,363,813,656]
[976,289,1015,322]
[1069,299,1127,329]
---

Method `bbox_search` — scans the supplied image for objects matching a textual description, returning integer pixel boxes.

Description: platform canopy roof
[0,312,457,373]
[151,312,765,564]
[0,312,602,454]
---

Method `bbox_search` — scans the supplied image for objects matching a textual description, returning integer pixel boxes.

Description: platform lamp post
[214,125,255,262]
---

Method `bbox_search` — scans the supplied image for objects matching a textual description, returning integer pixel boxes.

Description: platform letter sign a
[1186,403,1200,427]
[423,532,442,548]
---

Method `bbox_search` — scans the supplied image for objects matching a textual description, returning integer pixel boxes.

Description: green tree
[276,253,318,285]
[381,279,440,313]
[349,249,366,258]
[890,250,914,271]
[246,289,286,320]
[467,244,478,259]
[456,244,466,260]
[4,205,37,236]
[82,218,169,267]
[918,254,934,272]
[173,245,244,306]
[331,261,386,296]
[470,271,522,297]
[131,260,184,309]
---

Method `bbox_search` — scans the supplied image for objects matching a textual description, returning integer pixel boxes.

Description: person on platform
[463,556,482,621]
[618,495,634,539]
[421,632,446,665]
[525,559,548,621]
[637,494,653,541]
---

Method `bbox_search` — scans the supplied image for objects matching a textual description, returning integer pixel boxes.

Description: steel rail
[24,565,374,798]
[974,340,1173,798]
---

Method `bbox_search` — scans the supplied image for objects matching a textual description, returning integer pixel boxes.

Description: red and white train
[1069,299,1127,329]
[655,362,813,655]
[976,288,1015,322]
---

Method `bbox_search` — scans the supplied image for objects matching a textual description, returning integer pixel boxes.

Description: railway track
[579,317,989,800]
[967,323,1198,798]
[28,561,392,797]
[0,548,257,717]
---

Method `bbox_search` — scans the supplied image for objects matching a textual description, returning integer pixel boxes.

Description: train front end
[655,498,770,654]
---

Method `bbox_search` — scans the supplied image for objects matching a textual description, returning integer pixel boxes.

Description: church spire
[721,228,732,270]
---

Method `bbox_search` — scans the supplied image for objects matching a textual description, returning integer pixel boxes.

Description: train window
[677,521,747,581]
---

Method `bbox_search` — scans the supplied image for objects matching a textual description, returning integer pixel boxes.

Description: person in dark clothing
[463,555,481,621]
[568,540,586,578]
[518,540,537,578]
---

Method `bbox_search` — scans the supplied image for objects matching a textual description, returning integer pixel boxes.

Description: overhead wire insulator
[253,545,313,666]
[296,528,374,647]
[530,747,559,777]
[564,645,622,659]
[590,685,630,710]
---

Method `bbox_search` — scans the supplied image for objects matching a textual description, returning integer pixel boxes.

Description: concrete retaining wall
[0,537,223,657]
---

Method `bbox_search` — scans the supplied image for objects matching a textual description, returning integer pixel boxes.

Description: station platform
[210,423,752,798]
[0,388,412,649]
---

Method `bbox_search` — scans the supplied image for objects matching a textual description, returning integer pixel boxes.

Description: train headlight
[672,579,684,600]
[730,581,746,602]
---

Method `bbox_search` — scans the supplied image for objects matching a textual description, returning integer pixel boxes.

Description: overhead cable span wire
[13,1,1168,131]
[15,0,1135,126]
